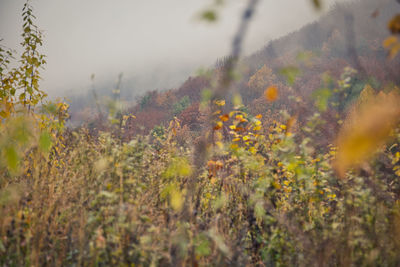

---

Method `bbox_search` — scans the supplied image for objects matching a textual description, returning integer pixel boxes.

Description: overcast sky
[0,0,346,97]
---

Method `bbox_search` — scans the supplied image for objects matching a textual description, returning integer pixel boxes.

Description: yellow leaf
[389,43,400,59]
[215,141,224,149]
[272,181,281,189]
[235,115,243,120]
[171,189,184,211]
[383,36,400,59]
[232,93,242,107]
[383,36,398,48]
[230,143,239,149]
[214,131,223,142]
[334,91,400,177]
[214,121,223,130]
[215,100,225,106]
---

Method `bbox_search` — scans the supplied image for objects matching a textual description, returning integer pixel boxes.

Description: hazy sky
[0,0,346,96]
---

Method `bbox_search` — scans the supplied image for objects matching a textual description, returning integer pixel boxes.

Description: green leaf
[19,92,26,101]
[279,66,300,85]
[201,10,217,22]
[296,51,313,64]
[164,157,192,179]
[42,102,57,115]
[5,146,19,172]
[39,131,52,153]
[14,119,31,145]
[201,89,212,102]
[312,88,332,112]
[195,235,211,257]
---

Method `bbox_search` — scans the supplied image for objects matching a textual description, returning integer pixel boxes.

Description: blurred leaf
[13,117,32,145]
[170,188,183,211]
[95,157,109,172]
[219,114,229,122]
[389,44,400,59]
[164,157,192,179]
[5,146,19,172]
[264,85,279,102]
[39,131,52,153]
[99,190,116,199]
[42,102,57,115]
[383,36,397,48]
[312,88,331,112]
[279,66,300,85]
[208,228,230,256]
[312,0,321,9]
[296,51,314,65]
[201,10,217,22]
[232,93,243,108]
[195,235,211,257]
[215,99,225,106]
[383,36,400,59]
[388,14,400,34]
[214,121,223,130]
[19,92,26,101]
[335,91,400,177]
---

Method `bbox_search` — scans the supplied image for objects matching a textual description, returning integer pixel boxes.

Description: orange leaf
[214,121,223,130]
[219,114,229,122]
[265,86,278,102]
[388,14,400,34]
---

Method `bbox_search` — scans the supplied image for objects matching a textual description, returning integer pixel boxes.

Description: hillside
[83,0,399,143]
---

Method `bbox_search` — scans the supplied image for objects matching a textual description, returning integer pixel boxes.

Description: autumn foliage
[2,0,400,266]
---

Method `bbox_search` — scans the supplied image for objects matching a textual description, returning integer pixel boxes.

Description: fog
[0,0,347,98]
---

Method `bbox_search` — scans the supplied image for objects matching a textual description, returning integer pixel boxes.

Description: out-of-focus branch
[213,0,259,101]
[182,0,260,221]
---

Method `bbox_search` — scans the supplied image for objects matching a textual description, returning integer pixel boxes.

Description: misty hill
[80,0,399,141]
